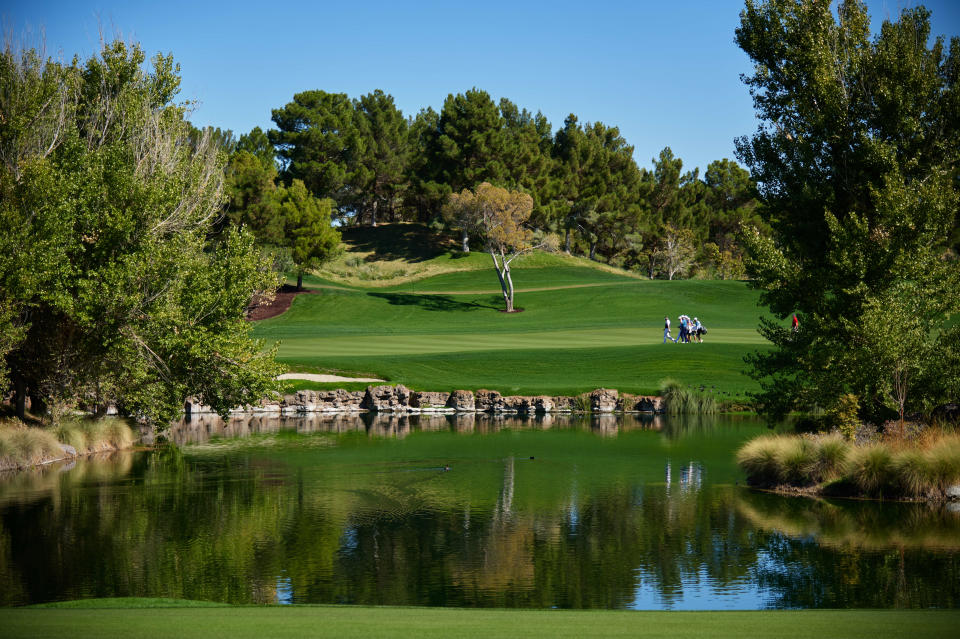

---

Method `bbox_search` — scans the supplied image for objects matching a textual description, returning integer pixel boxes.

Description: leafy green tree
[278,180,341,289]
[0,39,280,425]
[224,149,283,245]
[235,126,275,169]
[735,0,960,421]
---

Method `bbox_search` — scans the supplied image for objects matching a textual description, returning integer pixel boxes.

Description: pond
[1,412,958,609]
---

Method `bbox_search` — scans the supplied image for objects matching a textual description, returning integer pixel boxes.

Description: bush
[812,434,849,481]
[849,445,896,495]
[736,435,790,485]
[827,394,860,440]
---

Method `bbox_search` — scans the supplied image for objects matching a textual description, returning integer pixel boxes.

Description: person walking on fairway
[663,316,676,343]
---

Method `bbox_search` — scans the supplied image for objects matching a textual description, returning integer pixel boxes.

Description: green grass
[255,269,770,396]
[3,602,956,639]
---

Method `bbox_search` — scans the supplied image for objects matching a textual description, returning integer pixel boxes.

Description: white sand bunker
[277,373,384,383]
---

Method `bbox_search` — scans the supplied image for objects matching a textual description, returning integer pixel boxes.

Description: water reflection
[1,413,958,609]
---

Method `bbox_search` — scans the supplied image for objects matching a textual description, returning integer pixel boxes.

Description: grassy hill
[257,224,772,397]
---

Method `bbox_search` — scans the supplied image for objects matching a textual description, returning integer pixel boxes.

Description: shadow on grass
[340,224,455,263]
[368,292,500,312]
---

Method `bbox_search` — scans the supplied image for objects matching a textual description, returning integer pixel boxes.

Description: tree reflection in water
[1,413,958,608]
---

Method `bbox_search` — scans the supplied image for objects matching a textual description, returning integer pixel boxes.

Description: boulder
[362,384,412,412]
[447,390,476,412]
[475,389,503,412]
[412,391,452,411]
[946,484,960,500]
[552,396,578,412]
[533,396,554,414]
[590,388,619,413]
[631,396,663,413]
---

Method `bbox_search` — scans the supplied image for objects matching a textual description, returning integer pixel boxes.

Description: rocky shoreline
[185,385,665,417]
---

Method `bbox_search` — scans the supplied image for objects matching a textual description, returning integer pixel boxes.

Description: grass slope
[4,603,956,639]
[258,224,772,396]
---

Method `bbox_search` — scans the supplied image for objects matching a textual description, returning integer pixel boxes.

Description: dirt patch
[247,285,319,321]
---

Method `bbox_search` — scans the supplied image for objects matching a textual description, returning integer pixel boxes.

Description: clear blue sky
[6,1,959,174]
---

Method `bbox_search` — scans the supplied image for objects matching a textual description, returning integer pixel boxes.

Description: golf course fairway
[254,262,771,396]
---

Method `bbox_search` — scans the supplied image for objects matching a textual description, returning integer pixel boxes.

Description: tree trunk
[504,261,515,313]
[491,249,511,312]
[589,241,597,261]
[462,229,470,252]
[297,271,303,291]
[564,227,572,254]
[13,374,26,421]
[370,200,378,227]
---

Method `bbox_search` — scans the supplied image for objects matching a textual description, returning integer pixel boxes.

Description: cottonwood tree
[0,38,280,425]
[736,0,960,421]
[447,183,545,312]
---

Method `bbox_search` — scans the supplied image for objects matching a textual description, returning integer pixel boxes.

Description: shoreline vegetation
[736,430,960,502]
[0,418,137,473]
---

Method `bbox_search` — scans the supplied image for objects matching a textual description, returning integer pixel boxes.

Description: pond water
[1,412,958,609]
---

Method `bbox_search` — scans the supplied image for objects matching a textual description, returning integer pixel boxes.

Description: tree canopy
[0,39,280,425]
[736,0,960,422]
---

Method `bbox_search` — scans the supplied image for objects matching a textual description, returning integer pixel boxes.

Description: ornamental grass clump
[54,419,136,455]
[660,379,718,415]
[811,433,849,482]
[736,435,791,486]
[922,435,960,496]
[777,437,818,485]
[0,419,63,470]
[849,445,897,496]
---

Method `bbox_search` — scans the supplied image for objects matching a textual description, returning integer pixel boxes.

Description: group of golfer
[663,315,705,344]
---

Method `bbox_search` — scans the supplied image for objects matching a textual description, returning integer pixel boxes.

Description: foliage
[826,394,860,441]
[446,183,539,312]
[737,431,960,498]
[736,1,960,422]
[276,180,341,288]
[0,39,281,426]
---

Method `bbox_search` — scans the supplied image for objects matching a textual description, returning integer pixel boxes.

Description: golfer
[663,316,676,343]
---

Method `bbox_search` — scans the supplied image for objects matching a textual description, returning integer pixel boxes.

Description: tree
[446,183,544,312]
[735,1,960,421]
[352,90,409,226]
[657,225,697,280]
[269,90,358,213]
[0,39,280,425]
[278,180,341,290]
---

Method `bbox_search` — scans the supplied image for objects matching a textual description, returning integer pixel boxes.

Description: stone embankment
[185,385,663,417]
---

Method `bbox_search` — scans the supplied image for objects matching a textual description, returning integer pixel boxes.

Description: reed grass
[659,379,719,415]
[0,417,136,471]
[737,430,960,499]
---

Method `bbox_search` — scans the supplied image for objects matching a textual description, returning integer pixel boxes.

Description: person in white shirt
[663,316,676,343]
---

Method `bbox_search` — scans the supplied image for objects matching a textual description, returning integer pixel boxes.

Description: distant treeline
[197,88,772,280]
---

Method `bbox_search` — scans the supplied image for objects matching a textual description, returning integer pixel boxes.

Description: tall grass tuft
[0,419,64,470]
[812,434,849,482]
[736,435,789,485]
[849,445,896,495]
[778,437,817,485]
[54,419,137,454]
[659,379,718,415]
[923,434,960,495]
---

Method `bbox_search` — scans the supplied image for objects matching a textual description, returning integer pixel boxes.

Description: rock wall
[186,386,664,416]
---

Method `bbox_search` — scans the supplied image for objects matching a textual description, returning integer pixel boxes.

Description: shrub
[849,445,896,495]
[812,434,849,482]
[827,394,860,440]
[923,435,960,495]
[778,437,817,485]
[737,435,789,485]
[659,379,717,415]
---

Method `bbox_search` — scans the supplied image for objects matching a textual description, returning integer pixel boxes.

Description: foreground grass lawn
[255,271,771,396]
[4,602,956,639]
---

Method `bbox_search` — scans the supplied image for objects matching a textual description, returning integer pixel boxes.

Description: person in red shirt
[792,314,799,333]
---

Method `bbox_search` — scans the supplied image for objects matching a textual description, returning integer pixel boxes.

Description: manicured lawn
[255,264,772,396]
[4,601,956,639]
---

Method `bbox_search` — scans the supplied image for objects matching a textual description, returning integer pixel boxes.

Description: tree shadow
[367,292,500,312]
[341,224,456,263]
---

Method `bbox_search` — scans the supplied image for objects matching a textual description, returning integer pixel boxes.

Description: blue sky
[6,1,959,174]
